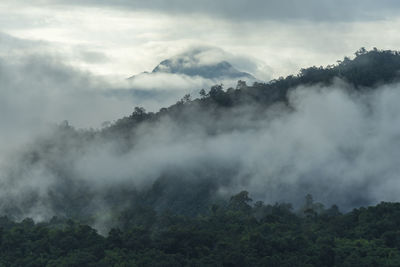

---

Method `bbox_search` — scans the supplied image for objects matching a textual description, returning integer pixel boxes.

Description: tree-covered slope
[2,48,400,232]
[1,194,400,266]
[110,48,400,134]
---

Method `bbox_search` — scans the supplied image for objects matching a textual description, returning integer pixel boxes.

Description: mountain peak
[130,47,256,81]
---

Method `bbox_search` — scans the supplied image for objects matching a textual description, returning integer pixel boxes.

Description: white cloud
[2,0,400,228]
[4,81,400,227]
[1,1,400,81]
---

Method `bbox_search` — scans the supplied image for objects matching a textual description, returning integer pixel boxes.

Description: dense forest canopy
[1,194,400,266]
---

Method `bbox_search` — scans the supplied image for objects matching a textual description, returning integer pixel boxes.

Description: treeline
[1,192,400,266]
[106,48,400,135]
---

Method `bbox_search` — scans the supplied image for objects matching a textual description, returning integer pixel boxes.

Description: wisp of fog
[1,52,400,232]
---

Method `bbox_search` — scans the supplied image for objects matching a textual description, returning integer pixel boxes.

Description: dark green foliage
[1,199,400,266]
[237,48,400,106]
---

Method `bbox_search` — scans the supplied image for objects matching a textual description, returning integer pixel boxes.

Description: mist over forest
[1,48,400,266]
[2,1,400,264]
[0,48,400,228]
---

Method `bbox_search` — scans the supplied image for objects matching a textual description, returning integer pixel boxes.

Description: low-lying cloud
[0,37,202,166]
[2,75,400,231]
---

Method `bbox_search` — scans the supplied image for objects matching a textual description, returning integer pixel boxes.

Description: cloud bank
[2,78,400,232]
[2,1,400,80]
[0,34,209,167]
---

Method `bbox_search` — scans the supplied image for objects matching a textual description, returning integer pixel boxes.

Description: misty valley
[1,48,400,266]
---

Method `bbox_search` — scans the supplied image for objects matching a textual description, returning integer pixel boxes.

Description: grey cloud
[0,36,195,166]
[1,35,268,182]
[75,49,110,64]
[3,80,400,231]
[35,0,400,22]
[0,32,48,56]
[0,52,186,132]
[78,82,400,210]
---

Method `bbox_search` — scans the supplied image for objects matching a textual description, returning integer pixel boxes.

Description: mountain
[4,48,400,266]
[129,48,257,81]
[151,59,255,80]
[4,48,400,230]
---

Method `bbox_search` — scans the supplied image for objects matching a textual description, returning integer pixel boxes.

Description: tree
[177,94,191,105]
[228,191,252,213]
[199,89,207,98]
[209,84,224,98]
[236,80,247,90]
[355,47,367,56]
[133,106,146,116]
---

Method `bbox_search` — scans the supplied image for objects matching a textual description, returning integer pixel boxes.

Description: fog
[2,56,400,232]
[0,46,241,162]
[1,27,400,232]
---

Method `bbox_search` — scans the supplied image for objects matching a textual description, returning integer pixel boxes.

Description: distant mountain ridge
[123,48,400,121]
[129,48,256,81]
[151,58,255,80]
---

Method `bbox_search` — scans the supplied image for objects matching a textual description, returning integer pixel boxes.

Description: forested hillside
[1,193,400,266]
[108,47,400,135]
[2,48,400,266]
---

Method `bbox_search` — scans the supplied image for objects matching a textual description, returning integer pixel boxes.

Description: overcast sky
[1,0,400,138]
[2,0,400,80]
